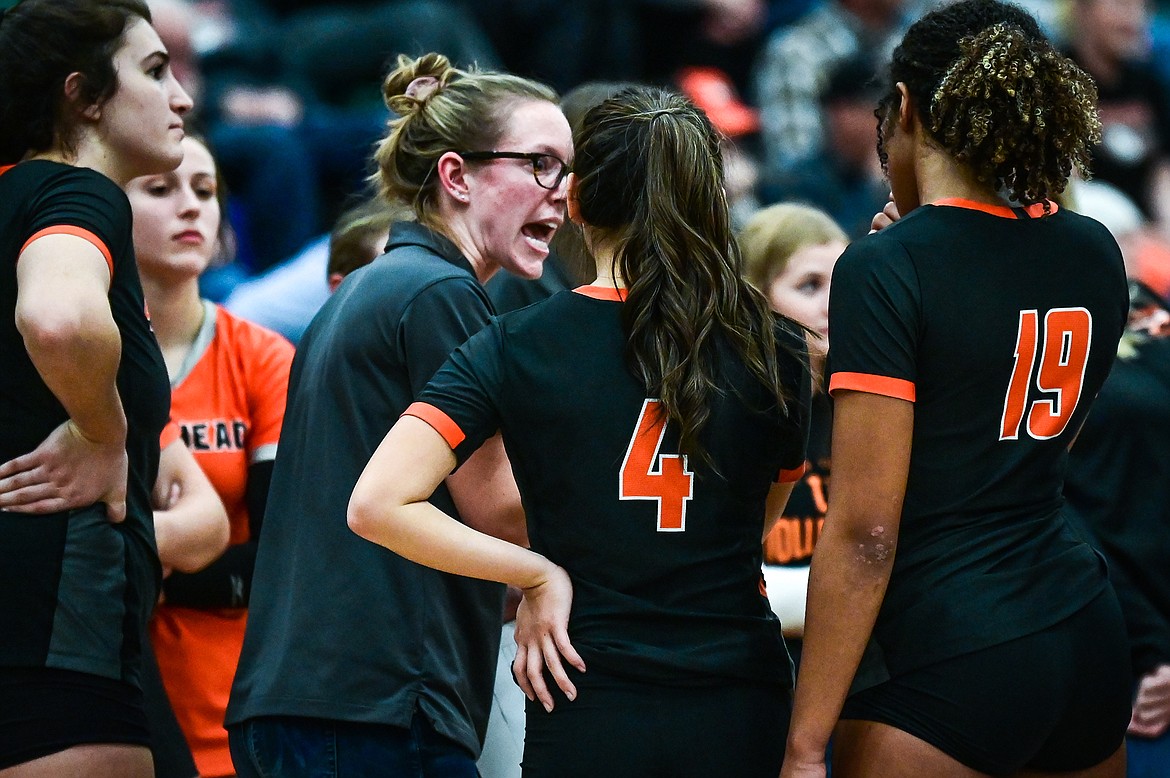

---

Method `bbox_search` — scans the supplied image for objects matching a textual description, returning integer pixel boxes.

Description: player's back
[476,286,808,686]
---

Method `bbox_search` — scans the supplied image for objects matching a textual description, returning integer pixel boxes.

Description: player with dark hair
[781,1,1132,776]
[348,84,811,777]
[0,1,192,775]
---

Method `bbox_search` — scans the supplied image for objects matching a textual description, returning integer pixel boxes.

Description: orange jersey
[151,302,293,778]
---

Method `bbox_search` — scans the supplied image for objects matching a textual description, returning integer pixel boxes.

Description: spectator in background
[325,196,400,291]
[223,195,405,343]
[677,65,764,229]
[1065,0,1170,238]
[1064,278,1170,778]
[148,0,327,282]
[740,203,845,659]
[469,0,767,95]
[1072,176,1170,298]
[764,53,889,239]
[752,0,912,180]
[152,0,496,287]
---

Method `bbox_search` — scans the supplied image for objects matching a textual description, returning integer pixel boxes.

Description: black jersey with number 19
[827,199,1128,688]
[411,285,811,688]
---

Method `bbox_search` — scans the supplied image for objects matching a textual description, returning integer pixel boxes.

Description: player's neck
[589,244,626,289]
[916,146,1006,210]
[142,279,206,378]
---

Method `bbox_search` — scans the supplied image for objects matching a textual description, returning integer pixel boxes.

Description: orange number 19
[999,307,1092,441]
[620,399,694,532]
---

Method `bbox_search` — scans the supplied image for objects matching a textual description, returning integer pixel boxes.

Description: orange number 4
[1000,307,1092,441]
[620,399,694,532]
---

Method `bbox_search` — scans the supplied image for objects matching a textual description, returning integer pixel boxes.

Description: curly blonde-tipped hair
[877,0,1100,206]
[372,52,558,230]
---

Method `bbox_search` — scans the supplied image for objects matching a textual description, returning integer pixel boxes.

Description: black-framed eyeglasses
[457,151,571,190]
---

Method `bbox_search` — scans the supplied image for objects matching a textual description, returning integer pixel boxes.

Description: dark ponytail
[574,86,796,461]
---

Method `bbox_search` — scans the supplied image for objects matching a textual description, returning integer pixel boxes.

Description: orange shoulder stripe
[829,372,916,402]
[20,225,114,278]
[403,402,466,449]
[777,463,807,483]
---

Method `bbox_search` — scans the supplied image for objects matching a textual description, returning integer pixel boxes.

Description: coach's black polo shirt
[227,222,502,757]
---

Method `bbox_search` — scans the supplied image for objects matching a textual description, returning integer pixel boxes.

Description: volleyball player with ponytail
[349,85,812,777]
[782,1,1132,776]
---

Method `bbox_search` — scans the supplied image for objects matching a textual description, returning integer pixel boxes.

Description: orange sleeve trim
[0,165,14,177]
[159,421,182,450]
[20,225,114,278]
[403,402,466,449]
[829,372,916,402]
[776,463,806,483]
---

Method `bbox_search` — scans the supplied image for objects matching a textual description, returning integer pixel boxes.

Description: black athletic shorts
[522,666,790,777]
[842,588,1132,775]
[0,666,151,770]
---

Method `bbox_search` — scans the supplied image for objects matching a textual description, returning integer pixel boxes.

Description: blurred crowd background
[2,0,1161,340]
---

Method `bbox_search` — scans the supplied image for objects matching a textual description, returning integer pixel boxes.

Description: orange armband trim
[21,226,114,279]
[829,372,916,402]
[402,402,466,449]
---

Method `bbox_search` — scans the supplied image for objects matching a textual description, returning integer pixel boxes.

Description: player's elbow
[843,521,898,571]
[346,489,379,542]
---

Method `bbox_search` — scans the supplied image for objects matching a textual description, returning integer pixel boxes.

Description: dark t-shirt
[1065,335,1170,676]
[0,161,168,684]
[227,222,502,757]
[412,285,811,687]
[827,199,1128,688]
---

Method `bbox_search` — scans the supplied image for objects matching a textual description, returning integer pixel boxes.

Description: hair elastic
[405,76,440,101]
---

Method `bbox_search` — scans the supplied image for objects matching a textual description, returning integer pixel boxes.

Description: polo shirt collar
[386,221,477,279]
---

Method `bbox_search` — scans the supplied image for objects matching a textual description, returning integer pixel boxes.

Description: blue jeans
[228,712,479,778]
[1128,731,1170,778]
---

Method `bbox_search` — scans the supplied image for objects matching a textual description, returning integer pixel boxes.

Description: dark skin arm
[781,391,913,778]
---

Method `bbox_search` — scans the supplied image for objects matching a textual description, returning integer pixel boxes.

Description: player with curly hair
[782,1,1133,776]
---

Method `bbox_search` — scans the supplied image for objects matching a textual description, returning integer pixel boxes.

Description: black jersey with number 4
[412,285,811,688]
[827,199,1128,686]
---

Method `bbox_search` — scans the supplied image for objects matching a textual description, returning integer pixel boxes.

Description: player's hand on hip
[1129,664,1170,738]
[0,419,128,522]
[513,563,585,712]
